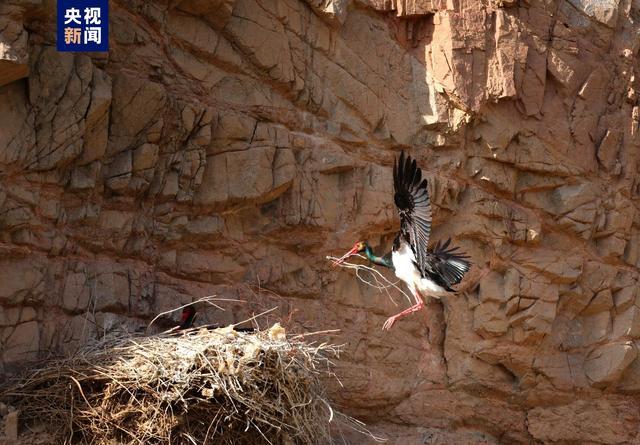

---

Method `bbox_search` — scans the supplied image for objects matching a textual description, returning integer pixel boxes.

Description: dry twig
[326,255,413,306]
[2,326,345,444]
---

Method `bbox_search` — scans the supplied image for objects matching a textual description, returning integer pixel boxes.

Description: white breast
[392,241,421,292]
[392,240,446,296]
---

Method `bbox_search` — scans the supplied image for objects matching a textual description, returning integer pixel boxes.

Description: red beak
[179,306,196,329]
[332,245,360,267]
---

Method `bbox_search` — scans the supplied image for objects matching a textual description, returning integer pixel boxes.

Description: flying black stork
[333,151,471,330]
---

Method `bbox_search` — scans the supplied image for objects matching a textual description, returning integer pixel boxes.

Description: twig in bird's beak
[331,246,359,267]
[326,255,413,308]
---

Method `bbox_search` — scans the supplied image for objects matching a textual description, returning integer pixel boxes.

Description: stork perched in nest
[333,151,471,330]
[171,305,256,333]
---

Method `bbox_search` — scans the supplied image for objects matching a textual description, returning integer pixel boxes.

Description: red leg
[382,291,425,330]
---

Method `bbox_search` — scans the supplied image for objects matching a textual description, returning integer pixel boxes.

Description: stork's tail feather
[433,238,471,288]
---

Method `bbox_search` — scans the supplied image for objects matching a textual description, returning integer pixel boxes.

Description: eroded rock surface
[1,0,640,443]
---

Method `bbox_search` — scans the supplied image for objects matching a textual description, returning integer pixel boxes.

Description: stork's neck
[364,246,393,269]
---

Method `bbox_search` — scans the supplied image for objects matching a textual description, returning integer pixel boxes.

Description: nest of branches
[2,324,341,445]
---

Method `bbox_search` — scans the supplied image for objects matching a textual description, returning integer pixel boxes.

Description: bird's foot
[382,301,425,331]
[382,315,400,330]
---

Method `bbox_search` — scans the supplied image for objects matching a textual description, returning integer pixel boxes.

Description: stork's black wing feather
[424,238,471,290]
[393,151,432,274]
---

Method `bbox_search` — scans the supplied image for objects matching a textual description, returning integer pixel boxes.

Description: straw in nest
[2,324,341,445]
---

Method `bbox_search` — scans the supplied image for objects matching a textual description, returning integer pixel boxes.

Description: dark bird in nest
[178,304,197,330]
[333,151,471,330]
[172,305,255,333]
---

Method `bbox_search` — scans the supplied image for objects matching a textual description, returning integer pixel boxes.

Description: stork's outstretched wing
[393,151,432,274]
[425,238,471,290]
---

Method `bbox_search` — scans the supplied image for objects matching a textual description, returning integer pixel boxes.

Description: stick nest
[2,324,340,444]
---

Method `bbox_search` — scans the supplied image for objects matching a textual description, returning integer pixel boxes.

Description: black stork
[174,305,256,332]
[178,304,198,330]
[333,151,471,330]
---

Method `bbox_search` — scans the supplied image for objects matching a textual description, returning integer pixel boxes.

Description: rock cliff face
[1,0,640,443]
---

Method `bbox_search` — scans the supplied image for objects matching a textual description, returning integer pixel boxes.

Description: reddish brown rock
[585,341,637,387]
[1,0,640,443]
[0,4,29,88]
[527,399,639,444]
